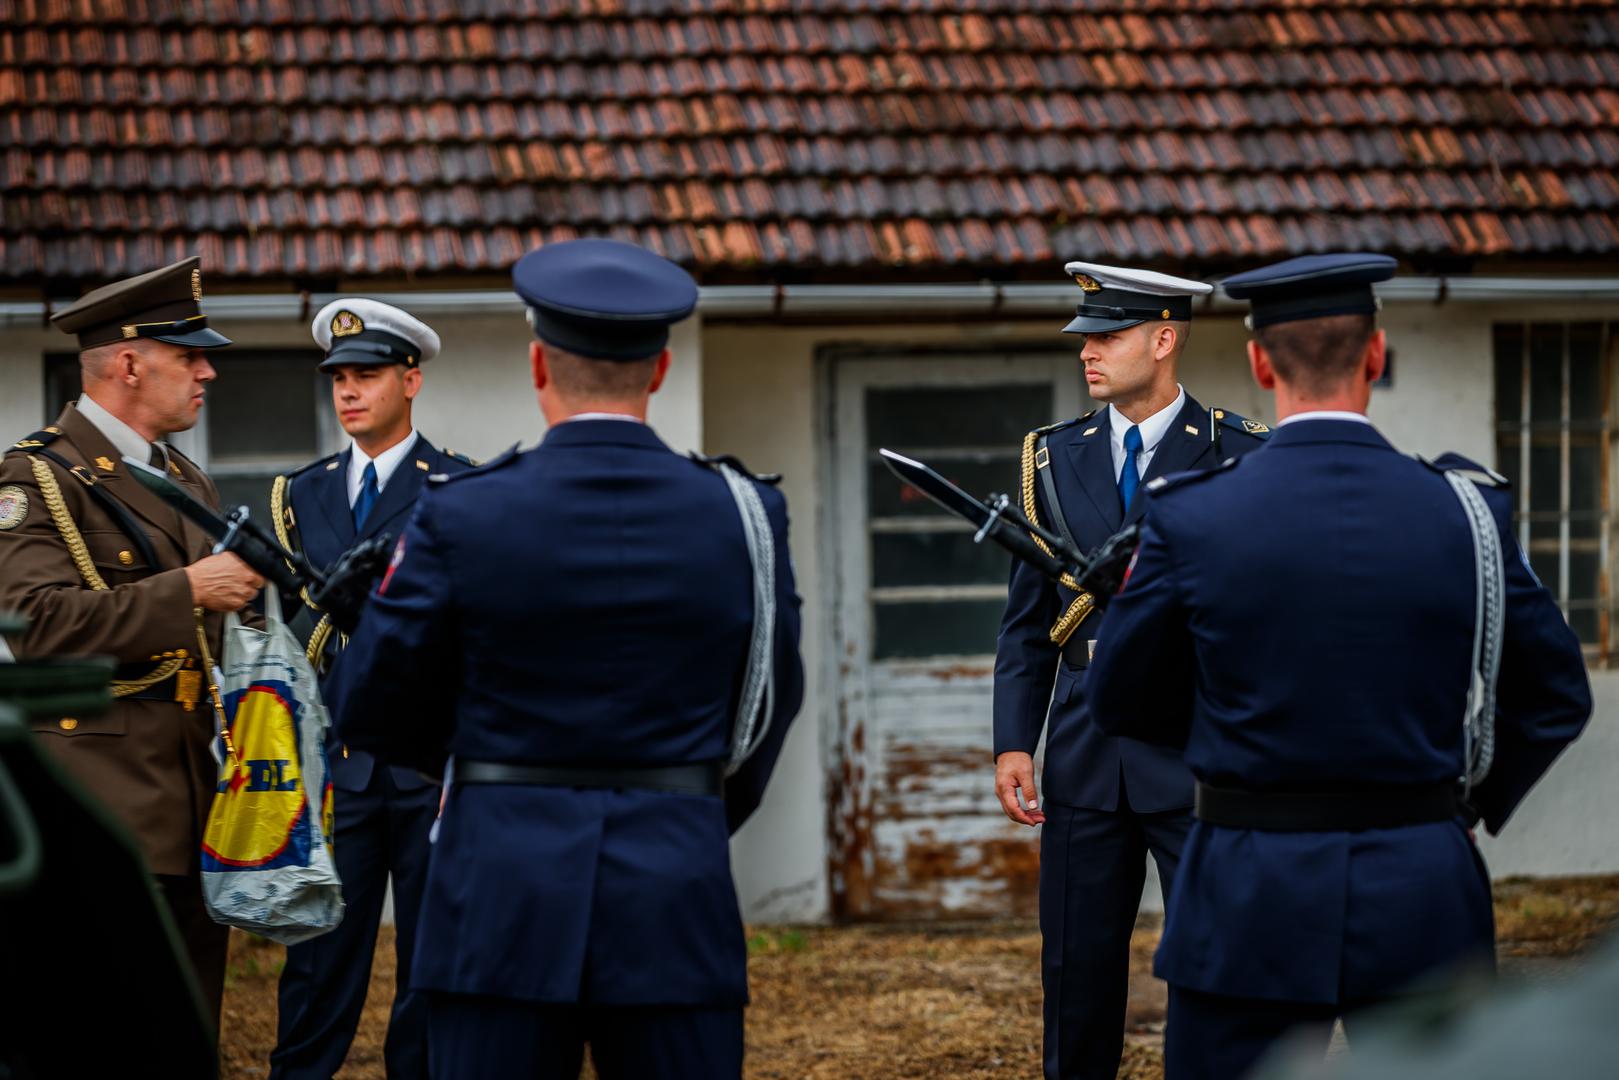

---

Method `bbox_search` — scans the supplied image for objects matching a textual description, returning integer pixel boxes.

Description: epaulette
[284,452,341,483]
[1210,408,1272,440]
[1418,452,1509,489]
[8,426,62,453]
[1030,411,1094,439]
[427,445,520,485]
[441,448,479,467]
[689,451,782,486]
[1144,455,1244,496]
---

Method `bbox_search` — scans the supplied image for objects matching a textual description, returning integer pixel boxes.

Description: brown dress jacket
[0,402,231,876]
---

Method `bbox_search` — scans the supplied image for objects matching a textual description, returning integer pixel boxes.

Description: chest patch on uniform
[0,485,28,529]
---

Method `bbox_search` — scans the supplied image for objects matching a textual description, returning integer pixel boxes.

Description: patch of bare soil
[219,875,1619,1079]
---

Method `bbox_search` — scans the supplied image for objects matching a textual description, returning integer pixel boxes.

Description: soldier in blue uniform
[323,238,805,1080]
[994,261,1270,1080]
[1087,253,1592,1080]
[268,298,475,1080]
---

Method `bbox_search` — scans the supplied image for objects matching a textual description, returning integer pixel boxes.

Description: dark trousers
[155,873,231,1030]
[1040,798,1191,1080]
[426,993,744,1080]
[1165,986,1388,1080]
[270,769,439,1079]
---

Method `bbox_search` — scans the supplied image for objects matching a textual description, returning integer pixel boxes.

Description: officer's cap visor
[149,325,232,349]
[1062,312,1146,335]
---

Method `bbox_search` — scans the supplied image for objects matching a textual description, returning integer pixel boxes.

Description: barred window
[1492,322,1618,661]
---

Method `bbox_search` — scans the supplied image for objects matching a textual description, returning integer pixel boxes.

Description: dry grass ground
[219,874,1619,1079]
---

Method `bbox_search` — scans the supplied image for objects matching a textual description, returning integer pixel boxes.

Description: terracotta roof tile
[4,2,1618,283]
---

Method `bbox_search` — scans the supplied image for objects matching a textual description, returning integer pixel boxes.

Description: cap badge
[1162,309,1171,319]
[331,310,365,337]
[0,485,28,530]
[1242,419,1270,434]
[1074,274,1103,293]
[190,268,203,301]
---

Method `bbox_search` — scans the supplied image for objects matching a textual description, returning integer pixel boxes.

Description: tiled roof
[3,1,1618,284]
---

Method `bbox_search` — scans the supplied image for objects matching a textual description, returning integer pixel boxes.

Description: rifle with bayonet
[878,448,1139,601]
[122,456,392,633]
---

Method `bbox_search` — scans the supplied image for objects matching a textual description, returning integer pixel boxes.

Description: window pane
[866,384,1054,450]
[1529,323,1564,425]
[1529,548,1560,594]
[873,530,1010,588]
[1529,444,1561,514]
[1570,442,1601,537]
[1569,550,1600,604]
[1567,603,1598,644]
[869,456,1020,518]
[1492,323,1524,424]
[875,599,1005,659]
[1569,322,1605,424]
[1495,434,1522,490]
[206,352,324,463]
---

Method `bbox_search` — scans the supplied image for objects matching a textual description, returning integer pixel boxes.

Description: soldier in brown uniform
[0,256,264,1024]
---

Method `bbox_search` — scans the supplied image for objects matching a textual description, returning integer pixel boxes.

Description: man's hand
[995,751,1045,826]
[186,552,265,611]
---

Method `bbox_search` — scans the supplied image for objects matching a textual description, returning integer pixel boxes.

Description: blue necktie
[1118,424,1143,512]
[352,461,379,530]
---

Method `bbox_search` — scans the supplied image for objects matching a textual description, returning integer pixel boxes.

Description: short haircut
[544,342,659,400]
[1254,313,1376,397]
[79,339,145,381]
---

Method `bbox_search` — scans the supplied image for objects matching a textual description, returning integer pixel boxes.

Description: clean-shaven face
[329,364,418,440]
[1080,324,1157,404]
[139,343,216,435]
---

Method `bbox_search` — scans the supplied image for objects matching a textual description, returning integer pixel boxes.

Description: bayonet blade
[878,448,995,526]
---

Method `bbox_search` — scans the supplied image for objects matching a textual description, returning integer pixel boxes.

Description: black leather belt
[1194,781,1461,832]
[456,759,725,797]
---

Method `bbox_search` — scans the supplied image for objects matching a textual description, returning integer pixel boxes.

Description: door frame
[817,342,1082,919]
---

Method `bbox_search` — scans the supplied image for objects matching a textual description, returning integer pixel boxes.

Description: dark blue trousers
[426,993,744,1080]
[1164,986,1391,1080]
[270,768,439,1079]
[1040,797,1191,1080]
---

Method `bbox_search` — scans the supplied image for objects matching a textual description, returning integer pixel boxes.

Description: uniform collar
[76,392,152,464]
[1108,384,1185,453]
[561,411,645,424]
[349,429,419,494]
[541,417,669,451]
[1277,410,1372,426]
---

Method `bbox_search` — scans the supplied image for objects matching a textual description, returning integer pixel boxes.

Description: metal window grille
[1492,322,1617,663]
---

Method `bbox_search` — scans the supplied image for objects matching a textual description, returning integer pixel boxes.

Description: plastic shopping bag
[200,588,343,944]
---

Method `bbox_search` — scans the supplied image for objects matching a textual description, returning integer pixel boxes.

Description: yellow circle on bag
[202,683,308,868]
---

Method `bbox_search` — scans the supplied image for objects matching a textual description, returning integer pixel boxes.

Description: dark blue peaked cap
[1222,253,1397,329]
[513,238,699,361]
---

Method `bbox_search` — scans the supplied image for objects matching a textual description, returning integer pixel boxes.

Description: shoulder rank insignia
[428,445,520,485]
[282,453,341,484]
[9,427,62,453]
[1032,411,1092,440]
[442,449,479,467]
[1212,408,1272,440]
[689,451,781,485]
[1146,455,1243,496]
[1418,453,1509,489]
[0,484,28,530]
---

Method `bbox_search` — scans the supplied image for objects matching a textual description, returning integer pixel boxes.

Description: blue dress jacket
[324,419,805,1006]
[1088,418,1592,1003]
[278,435,474,792]
[993,394,1269,812]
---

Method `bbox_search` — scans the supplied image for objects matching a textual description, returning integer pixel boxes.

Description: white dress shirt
[347,430,419,508]
[561,412,644,424]
[77,393,154,464]
[1108,384,1186,482]
[1277,410,1372,427]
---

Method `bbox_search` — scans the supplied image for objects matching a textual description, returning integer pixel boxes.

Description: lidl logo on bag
[202,680,318,871]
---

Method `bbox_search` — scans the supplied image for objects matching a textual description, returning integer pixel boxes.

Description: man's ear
[530,341,548,392]
[1154,323,1178,363]
[1248,339,1277,391]
[402,366,423,400]
[118,346,142,386]
[646,349,672,395]
[1363,329,1387,385]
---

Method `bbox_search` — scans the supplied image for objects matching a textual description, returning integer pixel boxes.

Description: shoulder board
[284,453,341,483]
[440,448,479,468]
[1030,411,1093,439]
[689,451,781,486]
[1210,408,1272,440]
[8,426,62,453]
[1144,455,1244,496]
[1417,452,1509,489]
[426,445,520,485]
